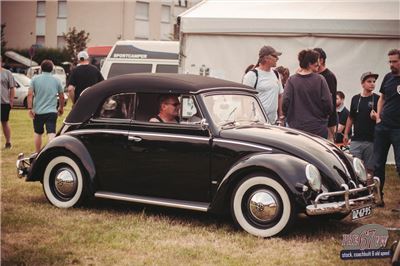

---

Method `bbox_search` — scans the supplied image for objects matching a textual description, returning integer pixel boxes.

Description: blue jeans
[373,123,400,194]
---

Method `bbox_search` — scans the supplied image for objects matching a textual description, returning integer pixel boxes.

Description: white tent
[179,0,399,163]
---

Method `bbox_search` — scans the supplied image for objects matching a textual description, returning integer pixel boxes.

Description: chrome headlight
[305,164,322,191]
[353,157,367,182]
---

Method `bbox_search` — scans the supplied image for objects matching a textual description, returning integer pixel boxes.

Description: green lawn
[1,103,399,265]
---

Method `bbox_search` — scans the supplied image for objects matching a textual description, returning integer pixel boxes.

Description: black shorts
[1,104,11,122]
[33,113,57,134]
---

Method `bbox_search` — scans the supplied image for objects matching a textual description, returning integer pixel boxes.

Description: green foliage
[63,27,90,64]
[1,23,7,56]
[12,48,70,66]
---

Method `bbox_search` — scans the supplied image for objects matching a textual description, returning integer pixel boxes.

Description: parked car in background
[17,73,382,237]
[12,73,68,108]
[12,73,31,108]
[27,65,67,89]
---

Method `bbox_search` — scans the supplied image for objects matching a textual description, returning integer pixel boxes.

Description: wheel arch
[27,135,96,186]
[209,153,309,213]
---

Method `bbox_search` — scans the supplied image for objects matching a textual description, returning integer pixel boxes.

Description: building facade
[1,0,200,49]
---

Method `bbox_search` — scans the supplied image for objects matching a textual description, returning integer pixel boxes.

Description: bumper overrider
[306,177,382,216]
[16,153,37,178]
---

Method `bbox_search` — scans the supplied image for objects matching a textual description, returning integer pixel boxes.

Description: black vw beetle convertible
[17,74,382,237]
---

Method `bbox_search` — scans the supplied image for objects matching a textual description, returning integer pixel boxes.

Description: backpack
[251,69,279,89]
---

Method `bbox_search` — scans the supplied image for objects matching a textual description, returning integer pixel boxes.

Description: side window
[155,64,178,73]
[95,93,135,120]
[108,63,152,78]
[134,93,202,125]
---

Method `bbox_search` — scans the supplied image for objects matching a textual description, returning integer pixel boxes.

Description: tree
[63,27,90,64]
[1,24,7,57]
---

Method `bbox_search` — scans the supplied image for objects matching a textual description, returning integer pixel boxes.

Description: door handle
[128,136,142,142]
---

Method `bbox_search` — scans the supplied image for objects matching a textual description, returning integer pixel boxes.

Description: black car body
[17,74,382,237]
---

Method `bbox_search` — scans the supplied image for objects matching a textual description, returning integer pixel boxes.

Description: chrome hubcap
[249,190,278,222]
[54,167,77,198]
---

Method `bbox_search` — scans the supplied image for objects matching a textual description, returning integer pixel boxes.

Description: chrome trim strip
[66,129,129,136]
[129,131,210,142]
[95,191,209,212]
[213,138,272,152]
[66,129,210,142]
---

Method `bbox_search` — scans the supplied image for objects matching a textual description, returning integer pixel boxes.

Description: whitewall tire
[43,156,86,208]
[231,175,294,237]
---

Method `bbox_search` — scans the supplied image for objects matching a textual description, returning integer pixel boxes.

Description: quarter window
[96,94,135,120]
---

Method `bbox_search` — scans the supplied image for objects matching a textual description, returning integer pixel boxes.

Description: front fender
[27,135,96,183]
[209,153,310,212]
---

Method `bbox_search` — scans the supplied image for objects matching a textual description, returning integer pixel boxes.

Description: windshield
[203,94,267,126]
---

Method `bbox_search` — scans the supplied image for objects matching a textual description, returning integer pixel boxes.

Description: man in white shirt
[242,45,284,125]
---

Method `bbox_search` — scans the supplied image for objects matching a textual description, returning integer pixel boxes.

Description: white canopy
[179,0,400,163]
[180,0,399,38]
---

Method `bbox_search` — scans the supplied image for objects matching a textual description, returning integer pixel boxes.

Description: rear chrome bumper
[306,177,382,216]
[16,153,36,178]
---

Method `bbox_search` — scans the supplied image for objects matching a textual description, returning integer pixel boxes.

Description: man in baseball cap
[258,45,282,60]
[343,71,380,185]
[361,71,379,83]
[243,45,284,125]
[67,50,104,105]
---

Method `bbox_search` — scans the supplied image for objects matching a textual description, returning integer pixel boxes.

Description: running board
[95,191,210,212]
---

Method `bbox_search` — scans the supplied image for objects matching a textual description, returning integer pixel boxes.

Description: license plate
[351,205,372,221]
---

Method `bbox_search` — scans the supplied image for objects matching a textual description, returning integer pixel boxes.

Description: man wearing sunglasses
[150,94,181,123]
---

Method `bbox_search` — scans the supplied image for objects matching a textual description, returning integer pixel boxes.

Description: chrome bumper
[16,153,36,178]
[306,177,382,216]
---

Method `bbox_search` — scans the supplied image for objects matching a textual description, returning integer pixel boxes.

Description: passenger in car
[149,94,180,123]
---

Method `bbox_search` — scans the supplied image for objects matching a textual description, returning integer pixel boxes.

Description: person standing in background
[275,66,290,88]
[373,49,400,208]
[343,72,379,179]
[314,48,337,142]
[283,49,332,138]
[1,56,16,149]
[335,91,350,144]
[28,60,64,153]
[242,45,284,125]
[68,51,104,105]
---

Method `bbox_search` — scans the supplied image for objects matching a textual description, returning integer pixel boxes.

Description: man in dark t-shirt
[335,91,350,144]
[68,51,104,104]
[344,72,379,176]
[373,49,400,206]
[314,48,337,142]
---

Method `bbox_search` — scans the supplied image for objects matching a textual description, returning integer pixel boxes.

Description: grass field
[1,103,399,265]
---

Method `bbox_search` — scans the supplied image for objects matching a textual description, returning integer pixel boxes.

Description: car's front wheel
[43,155,87,208]
[231,174,295,237]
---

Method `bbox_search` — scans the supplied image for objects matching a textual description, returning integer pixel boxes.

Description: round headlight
[305,164,322,191]
[353,157,367,182]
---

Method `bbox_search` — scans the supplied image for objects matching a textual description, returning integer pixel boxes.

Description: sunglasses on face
[165,102,181,107]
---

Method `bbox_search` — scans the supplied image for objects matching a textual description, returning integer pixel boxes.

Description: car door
[79,93,136,192]
[119,93,211,203]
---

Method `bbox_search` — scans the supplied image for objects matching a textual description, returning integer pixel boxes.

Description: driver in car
[149,94,181,123]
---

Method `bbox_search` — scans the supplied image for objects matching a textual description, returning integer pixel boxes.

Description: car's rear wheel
[43,155,87,208]
[23,97,28,108]
[231,174,295,237]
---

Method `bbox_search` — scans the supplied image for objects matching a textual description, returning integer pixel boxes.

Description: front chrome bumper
[16,153,36,178]
[306,177,382,216]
